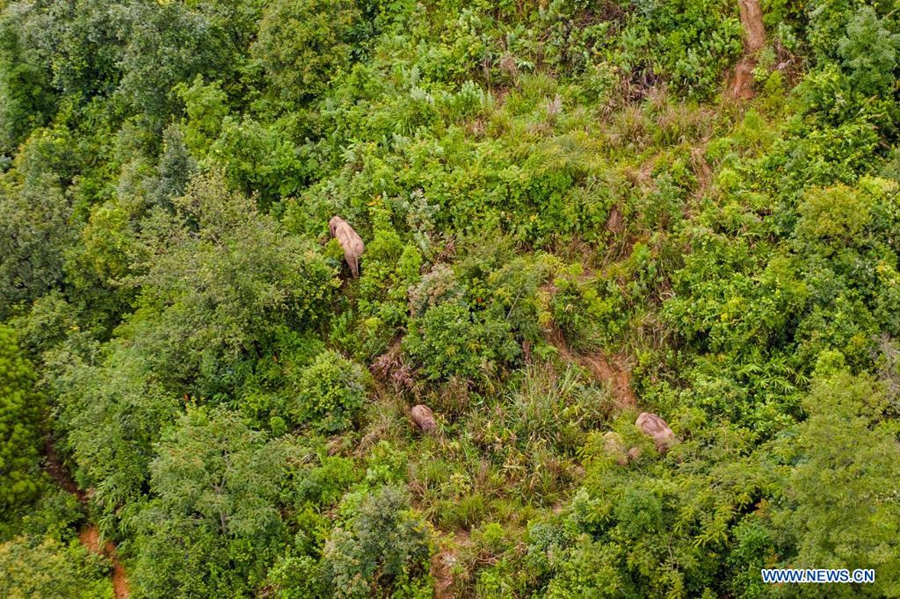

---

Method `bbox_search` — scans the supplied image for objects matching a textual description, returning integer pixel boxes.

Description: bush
[550,269,623,351]
[291,350,368,433]
[0,325,43,518]
[617,0,744,97]
[772,371,900,597]
[132,407,292,598]
[322,486,432,598]
[0,157,75,319]
[252,0,359,104]
[403,301,520,384]
[837,7,900,97]
[0,9,54,154]
[0,535,112,599]
[132,173,337,396]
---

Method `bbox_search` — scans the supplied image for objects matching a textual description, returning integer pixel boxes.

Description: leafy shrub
[772,371,900,597]
[837,7,900,97]
[0,535,112,598]
[322,486,432,598]
[132,173,337,395]
[253,0,359,103]
[0,8,53,154]
[469,254,554,347]
[291,350,368,433]
[50,339,180,516]
[0,159,74,319]
[403,301,520,383]
[408,264,465,318]
[209,116,312,208]
[0,325,43,517]
[617,0,744,97]
[133,407,292,598]
[550,268,623,351]
[795,181,879,252]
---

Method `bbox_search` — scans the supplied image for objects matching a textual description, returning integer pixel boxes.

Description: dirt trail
[548,330,637,409]
[43,438,84,500]
[44,439,130,599]
[739,0,766,52]
[432,530,469,599]
[730,0,766,98]
[432,545,455,599]
[79,526,130,599]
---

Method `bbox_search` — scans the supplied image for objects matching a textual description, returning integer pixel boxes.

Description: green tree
[0,171,74,319]
[837,7,900,97]
[64,199,139,333]
[18,0,122,100]
[252,0,359,103]
[0,5,54,154]
[132,172,336,396]
[151,124,197,209]
[291,350,368,433]
[773,370,900,597]
[0,535,112,599]
[322,486,432,598]
[116,1,235,125]
[0,325,43,518]
[50,339,179,516]
[174,76,230,157]
[132,407,293,598]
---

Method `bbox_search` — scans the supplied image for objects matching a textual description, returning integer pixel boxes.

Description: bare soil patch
[547,330,637,410]
[730,0,766,98]
[44,439,130,598]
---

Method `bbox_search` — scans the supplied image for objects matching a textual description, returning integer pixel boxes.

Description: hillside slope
[1,1,900,597]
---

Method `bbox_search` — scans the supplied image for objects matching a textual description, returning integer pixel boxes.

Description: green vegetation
[0,534,113,599]
[1,0,900,597]
[0,325,42,516]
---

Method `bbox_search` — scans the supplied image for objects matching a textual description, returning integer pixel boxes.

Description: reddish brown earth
[432,547,455,599]
[730,0,766,98]
[739,0,766,52]
[44,439,130,599]
[432,530,469,599]
[79,526,130,599]
[548,329,638,410]
[579,352,638,408]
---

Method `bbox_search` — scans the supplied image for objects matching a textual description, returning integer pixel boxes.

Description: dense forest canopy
[1,0,899,597]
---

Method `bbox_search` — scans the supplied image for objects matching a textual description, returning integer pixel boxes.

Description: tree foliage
[132,407,292,597]
[0,325,42,517]
[1,0,900,596]
[0,534,112,599]
[252,0,360,103]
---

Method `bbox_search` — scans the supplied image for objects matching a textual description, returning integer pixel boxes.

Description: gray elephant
[329,216,365,278]
[636,412,677,454]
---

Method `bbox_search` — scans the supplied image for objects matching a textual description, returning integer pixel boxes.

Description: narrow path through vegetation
[547,330,638,410]
[44,439,130,599]
[731,0,766,98]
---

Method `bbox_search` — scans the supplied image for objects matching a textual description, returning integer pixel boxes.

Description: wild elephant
[602,431,629,465]
[411,404,437,434]
[329,216,365,278]
[635,412,676,454]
